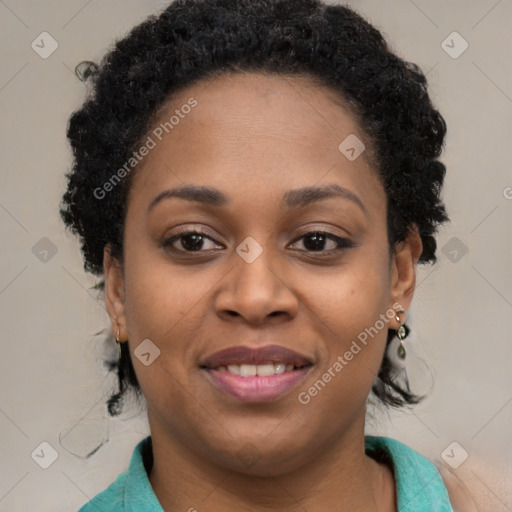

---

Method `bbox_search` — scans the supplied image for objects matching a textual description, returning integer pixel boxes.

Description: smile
[200,344,313,402]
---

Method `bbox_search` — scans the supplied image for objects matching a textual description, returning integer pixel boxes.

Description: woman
[60,0,479,510]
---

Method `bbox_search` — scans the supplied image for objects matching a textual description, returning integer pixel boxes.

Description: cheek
[308,249,391,337]
[303,252,391,398]
[121,261,207,413]
[122,240,209,337]
[121,246,234,389]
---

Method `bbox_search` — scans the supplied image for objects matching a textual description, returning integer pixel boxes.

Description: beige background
[0,1,511,510]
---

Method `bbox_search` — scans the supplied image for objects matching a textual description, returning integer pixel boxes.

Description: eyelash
[162,229,355,256]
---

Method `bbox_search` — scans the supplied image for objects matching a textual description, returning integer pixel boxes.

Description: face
[104,72,422,476]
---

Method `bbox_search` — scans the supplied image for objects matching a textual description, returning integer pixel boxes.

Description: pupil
[182,234,203,251]
[304,232,326,251]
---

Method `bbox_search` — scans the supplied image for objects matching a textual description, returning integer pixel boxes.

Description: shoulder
[434,462,480,512]
[366,436,481,511]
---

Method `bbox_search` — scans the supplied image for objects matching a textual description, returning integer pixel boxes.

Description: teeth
[256,363,275,376]
[240,364,257,377]
[274,363,286,374]
[224,363,296,377]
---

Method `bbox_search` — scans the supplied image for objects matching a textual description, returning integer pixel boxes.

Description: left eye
[289,231,353,253]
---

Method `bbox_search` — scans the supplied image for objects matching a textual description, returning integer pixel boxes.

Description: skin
[104,72,424,511]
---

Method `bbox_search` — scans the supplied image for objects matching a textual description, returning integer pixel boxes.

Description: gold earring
[396,308,407,360]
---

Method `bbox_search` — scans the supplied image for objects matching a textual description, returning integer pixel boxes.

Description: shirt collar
[124,435,165,512]
[124,435,452,511]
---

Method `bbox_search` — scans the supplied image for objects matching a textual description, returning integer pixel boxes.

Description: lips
[200,344,313,402]
[201,344,313,369]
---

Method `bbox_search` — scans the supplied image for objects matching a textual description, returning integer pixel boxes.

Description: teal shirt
[78,435,454,511]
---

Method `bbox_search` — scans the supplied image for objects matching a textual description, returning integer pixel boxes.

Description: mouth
[200,344,313,402]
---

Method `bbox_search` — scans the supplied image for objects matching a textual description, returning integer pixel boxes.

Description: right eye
[161,230,225,253]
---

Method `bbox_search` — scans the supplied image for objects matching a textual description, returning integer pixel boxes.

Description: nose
[214,244,299,326]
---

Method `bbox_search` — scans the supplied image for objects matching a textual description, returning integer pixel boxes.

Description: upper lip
[201,344,313,369]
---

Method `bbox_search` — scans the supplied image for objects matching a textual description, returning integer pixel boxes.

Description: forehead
[127,71,384,215]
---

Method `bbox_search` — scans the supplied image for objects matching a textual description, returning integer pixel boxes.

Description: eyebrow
[147,183,366,214]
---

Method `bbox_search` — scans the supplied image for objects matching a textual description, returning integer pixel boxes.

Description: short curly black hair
[60,0,448,416]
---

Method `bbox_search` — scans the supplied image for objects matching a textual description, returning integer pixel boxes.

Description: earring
[115,327,122,360]
[396,308,407,360]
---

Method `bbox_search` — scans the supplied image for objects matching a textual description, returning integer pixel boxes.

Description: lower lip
[202,367,311,402]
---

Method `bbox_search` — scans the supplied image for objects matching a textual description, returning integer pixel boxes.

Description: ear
[103,245,127,342]
[389,224,423,323]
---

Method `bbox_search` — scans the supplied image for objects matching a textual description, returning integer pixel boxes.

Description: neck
[147,416,396,512]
